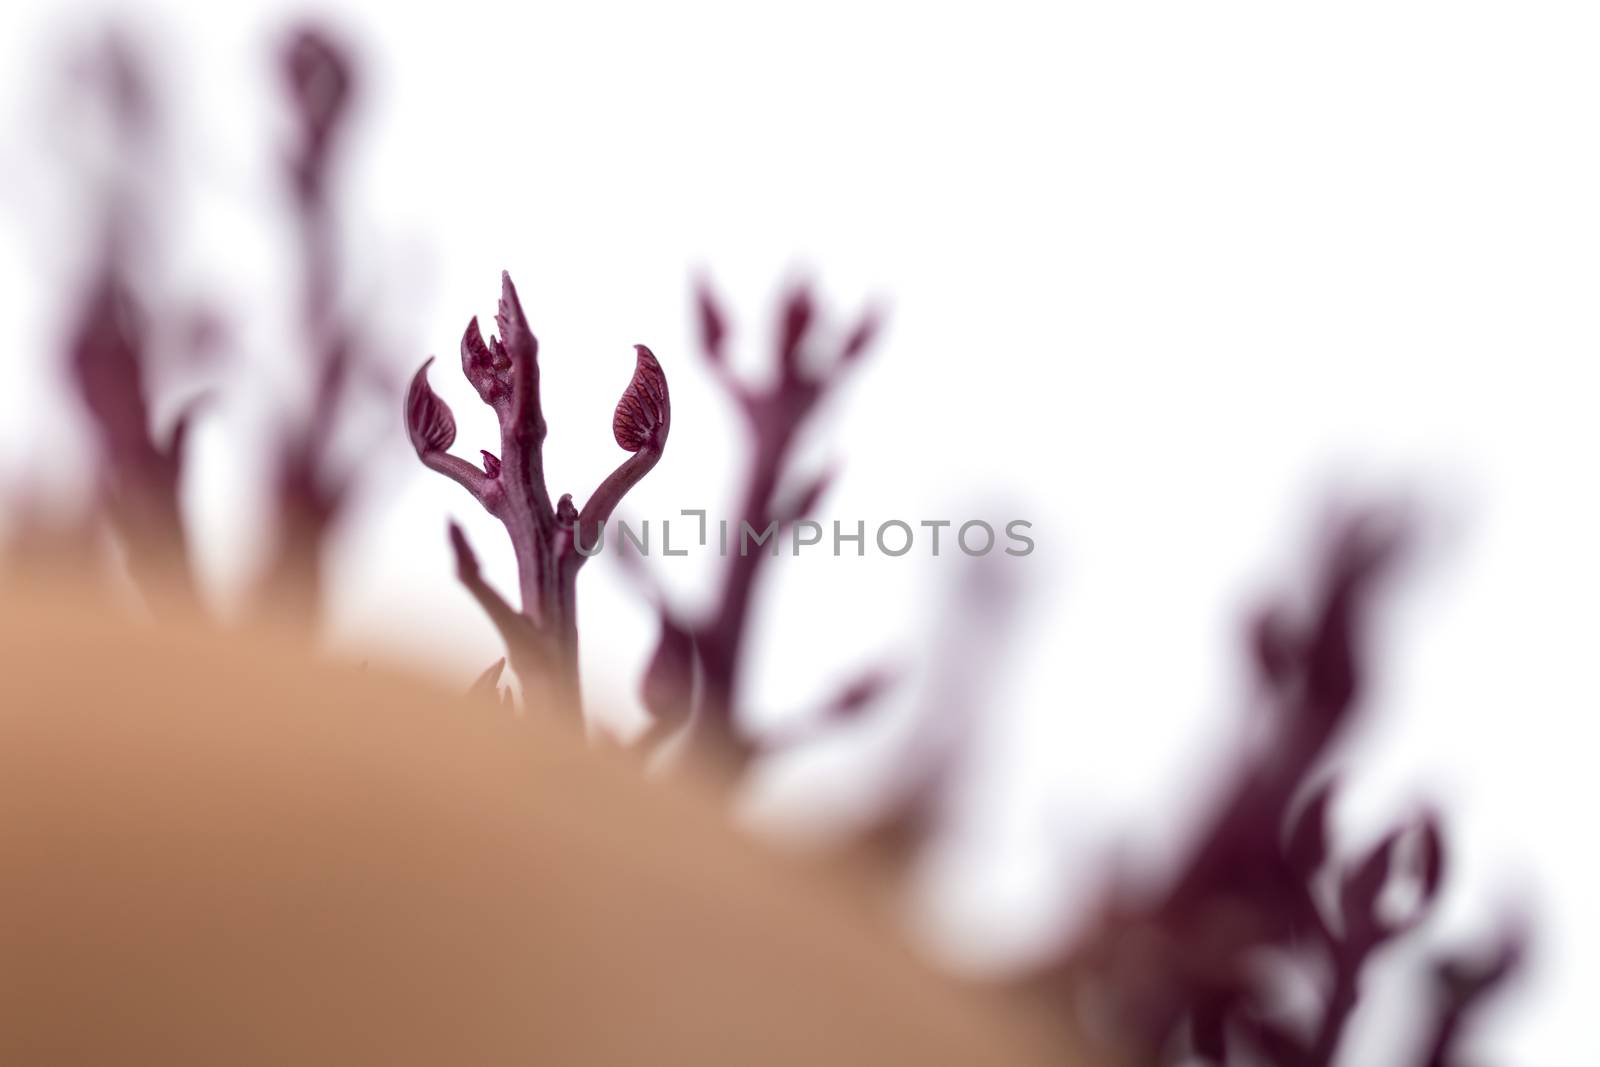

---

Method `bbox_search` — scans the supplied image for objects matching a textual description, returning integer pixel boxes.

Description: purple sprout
[69,269,200,605]
[60,32,199,610]
[631,278,885,764]
[258,25,380,618]
[405,272,670,707]
[1030,511,1524,1066]
[55,25,382,619]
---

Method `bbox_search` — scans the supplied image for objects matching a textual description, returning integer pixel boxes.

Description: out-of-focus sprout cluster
[2,23,1525,1067]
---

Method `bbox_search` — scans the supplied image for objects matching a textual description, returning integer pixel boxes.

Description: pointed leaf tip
[641,614,697,729]
[696,281,726,361]
[613,344,670,452]
[1340,829,1402,942]
[841,308,881,363]
[468,657,507,697]
[495,272,536,358]
[1418,813,1446,900]
[447,520,480,579]
[1251,606,1300,691]
[1285,780,1336,877]
[166,392,215,466]
[461,316,511,405]
[829,668,896,721]
[492,274,540,427]
[406,358,456,456]
[778,285,815,372]
[788,467,835,519]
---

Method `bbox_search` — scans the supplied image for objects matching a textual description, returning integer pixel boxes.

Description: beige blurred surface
[0,578,1068,1065]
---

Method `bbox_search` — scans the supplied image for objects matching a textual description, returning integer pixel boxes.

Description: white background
[3,2,1596,1061]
